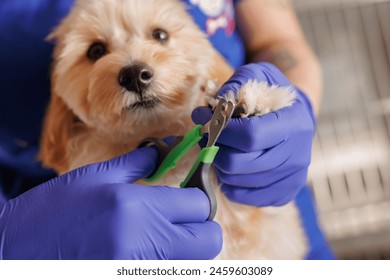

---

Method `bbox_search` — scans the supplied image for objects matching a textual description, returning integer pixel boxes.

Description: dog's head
[49,0,214,131]
[40,0,233,172]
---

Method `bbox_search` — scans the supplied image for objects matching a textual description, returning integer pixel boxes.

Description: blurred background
[294,0,390,259]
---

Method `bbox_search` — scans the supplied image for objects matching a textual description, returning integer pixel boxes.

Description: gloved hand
[192,62,315,207]
[0,147,222,260]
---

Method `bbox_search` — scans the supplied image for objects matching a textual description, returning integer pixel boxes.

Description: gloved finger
[216,101,312,152]
[165,136,181,147]
[191,106,213,126]
[192,106,291,153]
[221,169,308,207]
[213,142,294,174]
[169,221,222,260]
[217,65,267,97]
[76,146,159,185]
[251,62,292,87]
[216,166,301,188]
[109,147,159,181]
[146,186,211,223]
[217,62,292,98]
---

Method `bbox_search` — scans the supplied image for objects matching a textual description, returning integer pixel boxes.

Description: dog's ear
[210,50,234,84]
[39,83,74,174]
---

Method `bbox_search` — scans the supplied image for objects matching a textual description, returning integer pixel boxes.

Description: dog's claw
[232,102,248,118]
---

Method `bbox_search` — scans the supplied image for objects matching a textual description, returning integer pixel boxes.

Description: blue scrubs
[0,0,334,259]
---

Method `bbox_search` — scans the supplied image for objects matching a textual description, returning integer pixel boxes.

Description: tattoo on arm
[255,49,298,72]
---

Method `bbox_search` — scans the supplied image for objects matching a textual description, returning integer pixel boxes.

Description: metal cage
[295,0,390,259]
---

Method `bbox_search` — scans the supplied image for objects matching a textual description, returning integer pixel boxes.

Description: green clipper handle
[144,125,203,183]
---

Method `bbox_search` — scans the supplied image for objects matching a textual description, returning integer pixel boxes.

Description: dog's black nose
[118,63,153,94]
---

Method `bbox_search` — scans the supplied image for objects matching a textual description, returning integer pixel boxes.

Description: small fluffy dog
[40,0,307,259]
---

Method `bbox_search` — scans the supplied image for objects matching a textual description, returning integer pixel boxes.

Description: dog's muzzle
[118,62,153,95]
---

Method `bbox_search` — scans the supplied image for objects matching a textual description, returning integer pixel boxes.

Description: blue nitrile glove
[0,147,222,260]
[192,62,315,207]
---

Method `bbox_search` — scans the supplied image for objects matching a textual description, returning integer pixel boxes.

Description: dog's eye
[152,28,169,43]
[87,42,107,61]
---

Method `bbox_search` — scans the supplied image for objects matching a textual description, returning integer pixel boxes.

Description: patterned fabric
[182,0,245,68]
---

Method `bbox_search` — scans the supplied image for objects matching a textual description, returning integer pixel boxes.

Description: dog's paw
[224,80,296,118]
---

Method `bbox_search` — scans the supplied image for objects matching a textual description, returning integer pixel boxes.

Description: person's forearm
[235,0,322,115]
[250,39,322,115]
